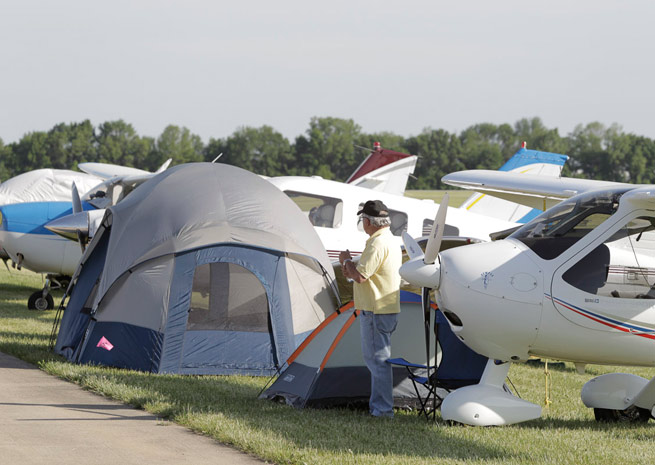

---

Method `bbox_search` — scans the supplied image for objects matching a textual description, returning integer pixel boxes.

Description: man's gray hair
[362,213,391,228]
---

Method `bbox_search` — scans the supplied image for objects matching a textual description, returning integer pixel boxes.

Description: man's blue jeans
[359,311,398,417]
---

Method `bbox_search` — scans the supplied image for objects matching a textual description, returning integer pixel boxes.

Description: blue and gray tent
[53,163,340,376]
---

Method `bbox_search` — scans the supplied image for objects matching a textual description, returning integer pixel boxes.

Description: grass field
[405,189,472,207]
[1,191,655,464]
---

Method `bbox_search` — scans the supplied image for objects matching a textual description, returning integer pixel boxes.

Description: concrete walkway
[0,352,267,465]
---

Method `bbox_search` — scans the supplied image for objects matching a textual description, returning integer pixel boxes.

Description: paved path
[0,352,267,465]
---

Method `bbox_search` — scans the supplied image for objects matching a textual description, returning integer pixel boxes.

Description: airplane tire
[594,406,651,423]
[27,292,54,311]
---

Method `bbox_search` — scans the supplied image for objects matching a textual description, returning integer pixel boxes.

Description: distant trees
[206,126,293,176]
[2,116,655,188]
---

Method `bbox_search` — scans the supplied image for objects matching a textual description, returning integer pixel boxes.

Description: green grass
[2,201,655,464]
[405,189,472,207]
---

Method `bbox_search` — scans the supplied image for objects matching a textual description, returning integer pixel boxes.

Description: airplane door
[550,211,655,365]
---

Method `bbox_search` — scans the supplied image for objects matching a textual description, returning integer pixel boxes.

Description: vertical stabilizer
[460,145,569,224]
[347,143,417,196]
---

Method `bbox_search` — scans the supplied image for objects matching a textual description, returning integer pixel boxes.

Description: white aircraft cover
[0,169,102,206]
[93,162,336,302]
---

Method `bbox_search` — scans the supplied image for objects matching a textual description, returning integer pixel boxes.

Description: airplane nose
[436,240,543,361]
[45,212,89,241]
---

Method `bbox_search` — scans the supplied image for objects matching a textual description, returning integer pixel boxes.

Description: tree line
[1,117,654,189]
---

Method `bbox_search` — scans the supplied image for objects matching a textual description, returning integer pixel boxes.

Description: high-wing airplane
[400,180,655,426]
[0,160,171,309]
[0,168,104,270]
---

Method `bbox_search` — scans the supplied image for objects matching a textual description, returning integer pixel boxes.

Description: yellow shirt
[354,227,401,314]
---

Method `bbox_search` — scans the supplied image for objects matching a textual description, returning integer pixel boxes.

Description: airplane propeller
[71,183,88,252]
[400,193,449,381]
[71,182,82,215]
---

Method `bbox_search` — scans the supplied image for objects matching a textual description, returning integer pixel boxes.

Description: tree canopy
[2,117,654,188]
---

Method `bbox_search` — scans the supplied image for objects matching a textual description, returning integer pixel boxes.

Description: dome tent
[54,163,340,375]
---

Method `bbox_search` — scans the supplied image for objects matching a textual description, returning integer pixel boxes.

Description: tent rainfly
[260,291,487,408]
[53,163,340,376]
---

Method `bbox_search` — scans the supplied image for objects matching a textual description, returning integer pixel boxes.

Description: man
[339,200,402,417]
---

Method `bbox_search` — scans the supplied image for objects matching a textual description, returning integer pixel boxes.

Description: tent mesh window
[188,262,270,332]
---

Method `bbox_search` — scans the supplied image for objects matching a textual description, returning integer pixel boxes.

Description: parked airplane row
[0,144,566,309]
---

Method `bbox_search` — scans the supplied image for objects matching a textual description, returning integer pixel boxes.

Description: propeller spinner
[399,193,448,289]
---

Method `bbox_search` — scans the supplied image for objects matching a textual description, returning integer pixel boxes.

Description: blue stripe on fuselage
[0,201,95,235]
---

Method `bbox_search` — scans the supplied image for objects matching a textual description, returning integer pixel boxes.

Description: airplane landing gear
[594,406,651,423]
[28,291,54,311]
[26,274,69,311]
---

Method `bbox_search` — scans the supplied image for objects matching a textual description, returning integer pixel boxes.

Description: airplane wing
[346,144,417,196]
[458,147,570,222]
[443,170,628,211]
[78,159,172,180]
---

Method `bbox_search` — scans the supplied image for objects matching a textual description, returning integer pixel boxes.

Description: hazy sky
[2,1,654,144]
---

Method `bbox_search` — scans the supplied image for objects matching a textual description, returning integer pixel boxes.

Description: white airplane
[270,144,568,261]
[0,160,171,309]
[47,143,567,266]
[400,176,655,426]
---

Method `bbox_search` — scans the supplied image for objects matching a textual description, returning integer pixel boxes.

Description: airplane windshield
[509,187,631,260]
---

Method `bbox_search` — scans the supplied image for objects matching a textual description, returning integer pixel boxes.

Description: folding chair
[388,310,488,421]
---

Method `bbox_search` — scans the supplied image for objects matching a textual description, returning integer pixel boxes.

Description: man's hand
[339,250,352,265]
[340,251,367,284]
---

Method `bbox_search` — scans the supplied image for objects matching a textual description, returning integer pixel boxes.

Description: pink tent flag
[97,336,114,351]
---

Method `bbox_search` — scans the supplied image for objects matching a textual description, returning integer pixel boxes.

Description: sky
[2,1,655,144]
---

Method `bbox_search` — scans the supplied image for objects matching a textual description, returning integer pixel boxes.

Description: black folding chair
[388,310,488,420]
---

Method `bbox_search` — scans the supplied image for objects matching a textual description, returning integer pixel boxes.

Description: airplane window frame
[509,187,630,260]
[284,191,343,229]
[562,213,655,299]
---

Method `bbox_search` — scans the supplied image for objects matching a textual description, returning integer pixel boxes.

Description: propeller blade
[76,230,87,253]
[402,231,424,260]
[424,192,449,265]
[72,182,82,214]
[421,286,432,379]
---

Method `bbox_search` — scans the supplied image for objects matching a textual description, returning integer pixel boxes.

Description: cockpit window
[509,187,631,260]
[284,191,343,228]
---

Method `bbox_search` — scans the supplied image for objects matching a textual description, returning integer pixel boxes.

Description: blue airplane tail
[460,146,569,224]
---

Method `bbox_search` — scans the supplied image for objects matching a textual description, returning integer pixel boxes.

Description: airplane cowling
[436,240,544,362]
